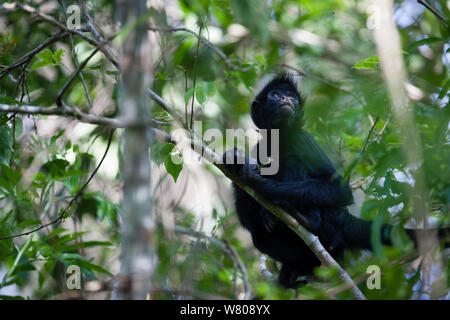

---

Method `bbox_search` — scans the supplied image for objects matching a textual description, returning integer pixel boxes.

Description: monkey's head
[251,73,304,129]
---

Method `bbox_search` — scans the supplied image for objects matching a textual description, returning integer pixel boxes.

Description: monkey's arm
[239,165,353,208]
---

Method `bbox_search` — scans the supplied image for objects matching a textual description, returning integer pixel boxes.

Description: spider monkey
[223,73,449,289]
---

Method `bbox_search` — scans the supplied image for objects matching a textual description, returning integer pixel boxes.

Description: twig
[190,24,202,129]
[374,113,391,141]
[58,0,93,109]
[225,241,251,300]
[81,1,105,42]
[56,48,99,107]
[147,89,185,127]
[0,129,115,240]
[417,0,448,27]
[360,116,379,156]
[148,25,252,72]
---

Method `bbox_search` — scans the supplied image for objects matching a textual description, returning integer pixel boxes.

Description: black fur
[224,73,449,289]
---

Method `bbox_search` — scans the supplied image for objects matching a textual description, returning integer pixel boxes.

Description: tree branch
[417,0,448,27]
[0,103,168,128]
[56,48,99,107]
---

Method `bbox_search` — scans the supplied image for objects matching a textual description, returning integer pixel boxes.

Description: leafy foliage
[0,0,449,299]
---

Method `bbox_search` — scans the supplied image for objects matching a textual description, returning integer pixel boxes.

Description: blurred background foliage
[0,0,448,299]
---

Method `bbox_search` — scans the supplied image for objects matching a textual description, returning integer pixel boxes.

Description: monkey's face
[266,83,299,116]
[251,82,303,129]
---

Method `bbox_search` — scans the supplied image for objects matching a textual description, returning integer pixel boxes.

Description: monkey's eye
[270,91,280,99]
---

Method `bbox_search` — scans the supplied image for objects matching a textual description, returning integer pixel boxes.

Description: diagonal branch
[56,48,99,107]
[417,0,448,27]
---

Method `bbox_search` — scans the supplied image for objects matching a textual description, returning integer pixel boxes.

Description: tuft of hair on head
[253,72,302,103]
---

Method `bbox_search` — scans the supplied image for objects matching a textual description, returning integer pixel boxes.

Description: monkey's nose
[281,96,287,101]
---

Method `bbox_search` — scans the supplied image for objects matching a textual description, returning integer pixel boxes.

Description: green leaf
[43,159,70,179]
[18,219,41,228]
[438,78,450,100]
[151,142,174,166]
[2,236,32,286]
[0,125,12,165]
[31,48,65,71]
[352,55,380,69]
[43,228,68,240]
[406,36,442,50]
[195,83,207,106]
[164,145,183,182]
[13,117,22,138]
[184,87,195,106]
[60,253,113,277]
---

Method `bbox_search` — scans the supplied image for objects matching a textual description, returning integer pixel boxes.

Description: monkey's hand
[222,148,260,181]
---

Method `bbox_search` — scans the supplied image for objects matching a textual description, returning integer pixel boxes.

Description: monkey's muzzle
[279,102,294,113]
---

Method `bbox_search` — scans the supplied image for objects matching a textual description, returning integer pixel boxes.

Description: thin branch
[417,0,448,27]
[58,0,93,109]
[0,103,169,128]
[0,129,115,240]
[147,89,185,127]
[190,24,202,129]
[56,48,99,107]
[225,241,251,300]
[148,25,252,72]
[374,113,391,141]
[360,116,379,156]
[80,1,105,42]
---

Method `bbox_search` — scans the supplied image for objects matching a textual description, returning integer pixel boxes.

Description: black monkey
[224,73,449,289]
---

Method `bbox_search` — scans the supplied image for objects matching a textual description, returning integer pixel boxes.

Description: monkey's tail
[336,211,450,250]
[404,227,450,249]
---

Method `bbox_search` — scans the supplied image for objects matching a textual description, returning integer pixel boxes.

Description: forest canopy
[0,0,449,300]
